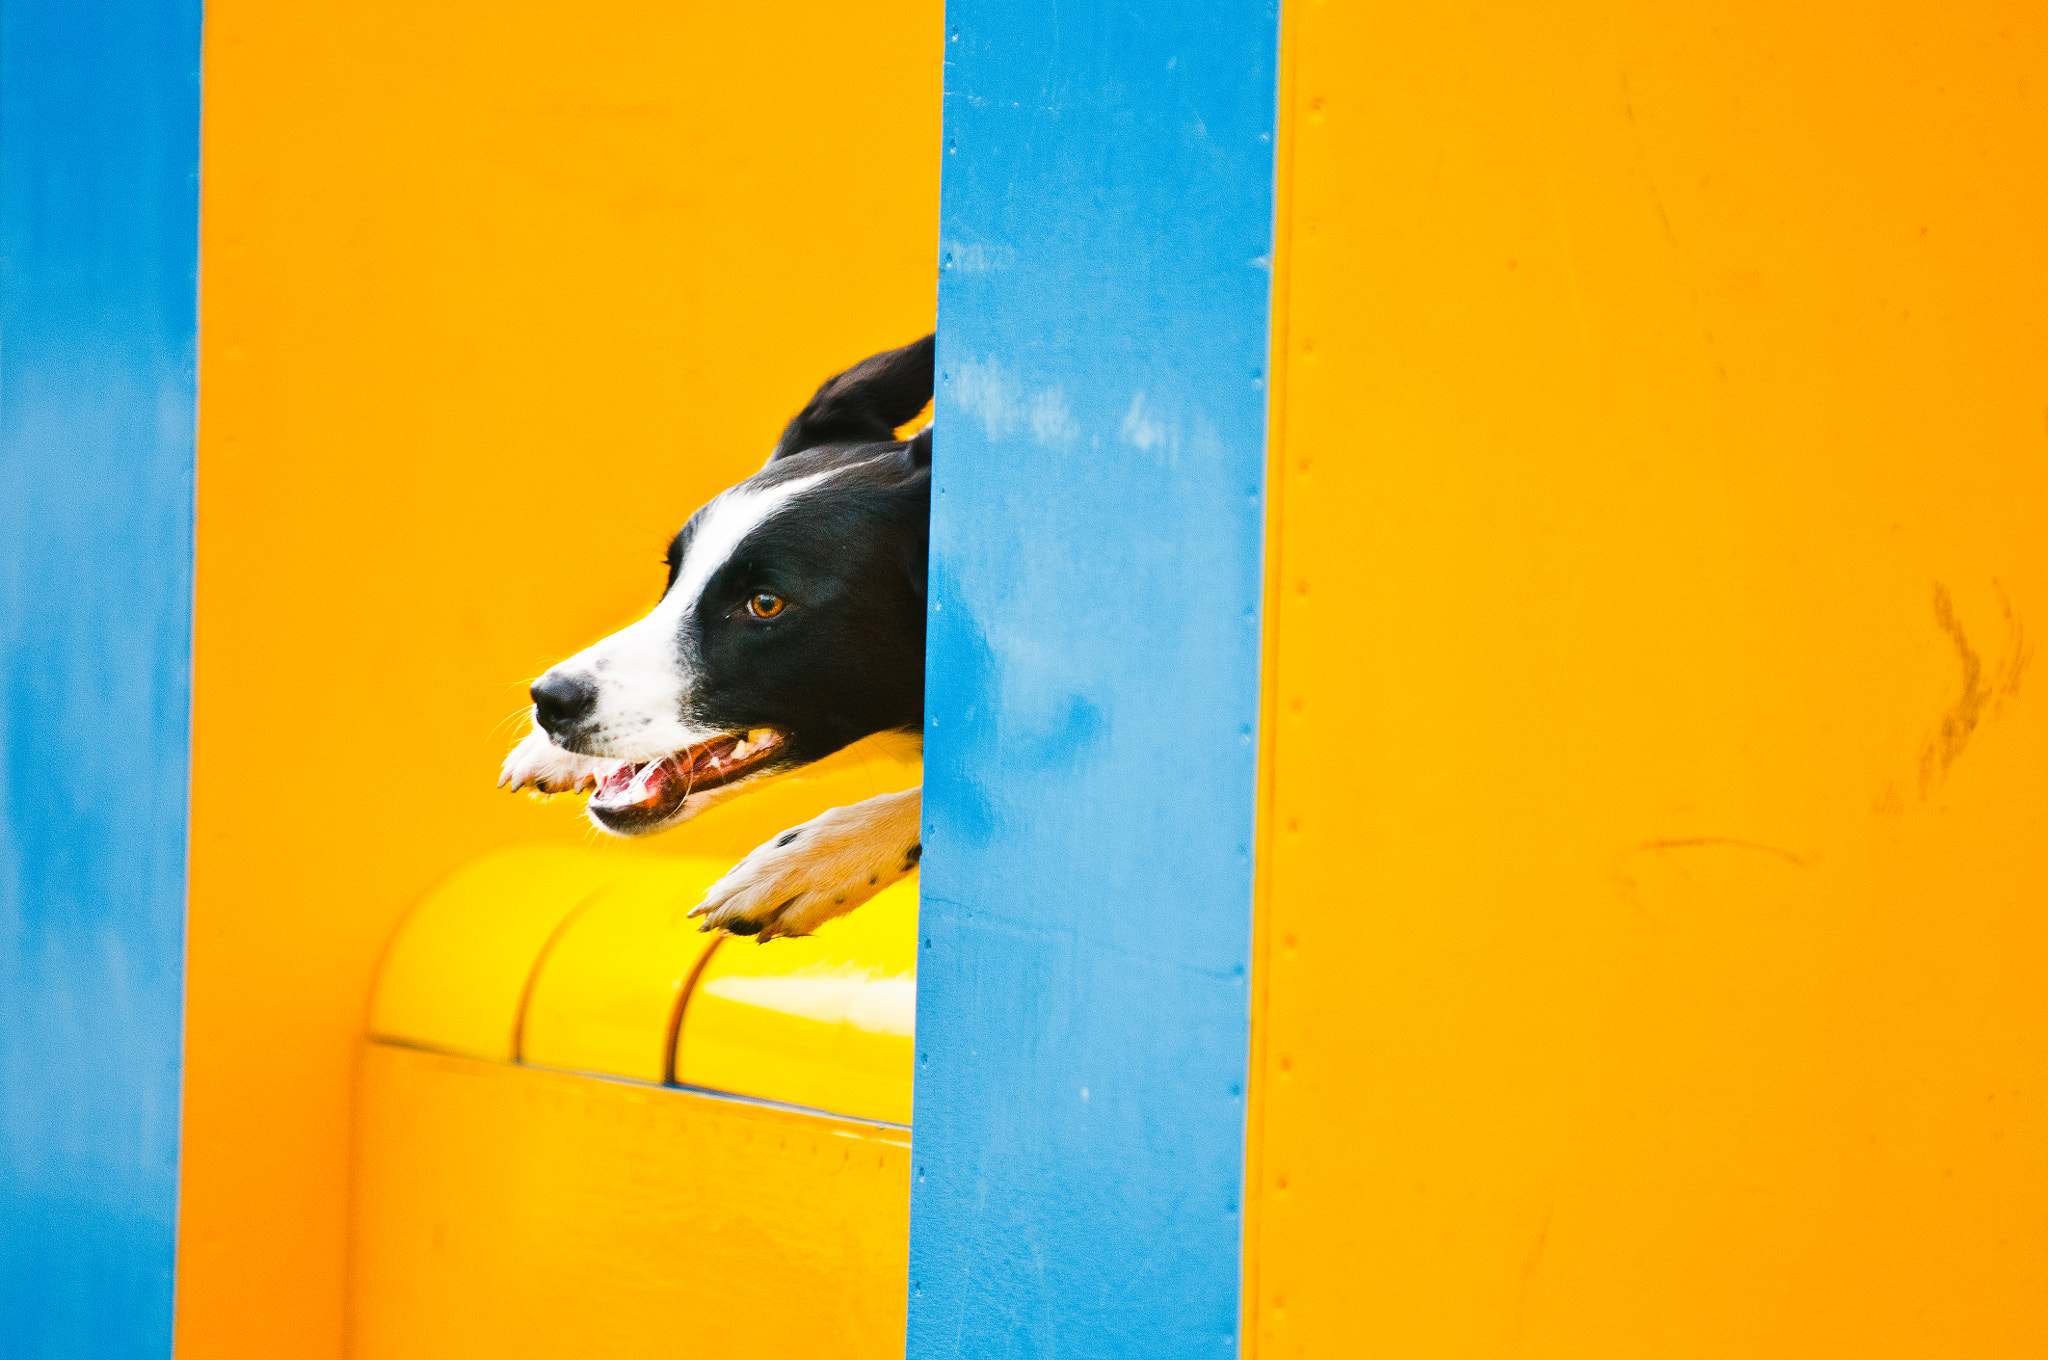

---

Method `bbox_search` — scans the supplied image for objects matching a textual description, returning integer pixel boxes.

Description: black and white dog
[499,336,933,941]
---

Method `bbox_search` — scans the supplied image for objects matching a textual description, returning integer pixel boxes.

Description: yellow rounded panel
[353,846,921,1350]
[370,839,919,1123]
[677,878,919,1125]
[369,845,615,1062]
[516,854,728,1083]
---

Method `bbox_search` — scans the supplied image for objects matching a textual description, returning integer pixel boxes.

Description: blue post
[913,3,1280,1354]
[0,0,201,1353]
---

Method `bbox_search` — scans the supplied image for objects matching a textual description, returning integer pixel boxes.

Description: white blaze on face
[548,464,848,761]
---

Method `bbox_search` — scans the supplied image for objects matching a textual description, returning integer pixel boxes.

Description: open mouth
[584,728,787,832]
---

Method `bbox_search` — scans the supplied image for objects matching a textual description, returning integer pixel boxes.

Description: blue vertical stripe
[0,0,201,1353]
[912,3,1278,1355]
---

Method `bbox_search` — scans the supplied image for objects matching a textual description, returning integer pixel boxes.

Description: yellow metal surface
[678,878,919,1126]
[349,1041,909,1360]
[180,0,938,1350]
[516,854,727,1082]
[1249,4,2047,1357]
[352,839,917,1347]
[367,845,609,1062]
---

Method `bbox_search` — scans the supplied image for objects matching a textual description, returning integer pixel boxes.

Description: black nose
[530,671,597,741]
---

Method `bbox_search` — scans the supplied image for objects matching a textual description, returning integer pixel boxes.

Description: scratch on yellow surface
[1922,581,2030,796]
[1545,178,1594,350]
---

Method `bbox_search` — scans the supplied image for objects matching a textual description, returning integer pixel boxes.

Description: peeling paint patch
[939,240,1017,273]
[1120,392,1176,454]
[1027,387,1078,443]
[950,355,1079,445]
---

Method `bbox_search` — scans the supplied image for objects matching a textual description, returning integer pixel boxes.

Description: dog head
[503,335,933,836]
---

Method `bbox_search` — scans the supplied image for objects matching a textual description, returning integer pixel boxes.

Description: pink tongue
[591,759,675,810]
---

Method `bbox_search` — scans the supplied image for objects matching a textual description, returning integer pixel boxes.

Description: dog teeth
[726,728,776,763]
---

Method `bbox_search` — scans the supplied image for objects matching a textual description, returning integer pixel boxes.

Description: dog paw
[689,791,921,942]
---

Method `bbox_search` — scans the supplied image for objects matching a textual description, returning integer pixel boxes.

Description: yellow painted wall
[1250,3,2047,1356]
[349,1044,910,1359]
[184,3,939,1354]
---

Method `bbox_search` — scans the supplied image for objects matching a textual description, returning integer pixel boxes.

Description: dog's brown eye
[747,592,786,619]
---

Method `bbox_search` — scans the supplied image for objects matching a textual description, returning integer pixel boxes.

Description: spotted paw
[689,788,921,942]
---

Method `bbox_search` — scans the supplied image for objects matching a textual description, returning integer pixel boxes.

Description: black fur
[772,335,934,460]
[671,440,930,774]
[538,335,935,837]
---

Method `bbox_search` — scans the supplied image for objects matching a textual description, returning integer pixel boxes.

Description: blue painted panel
[912,4,1278,1356]
[0,0,201,1353]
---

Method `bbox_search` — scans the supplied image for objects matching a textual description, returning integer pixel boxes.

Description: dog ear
[771,334,935,460]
